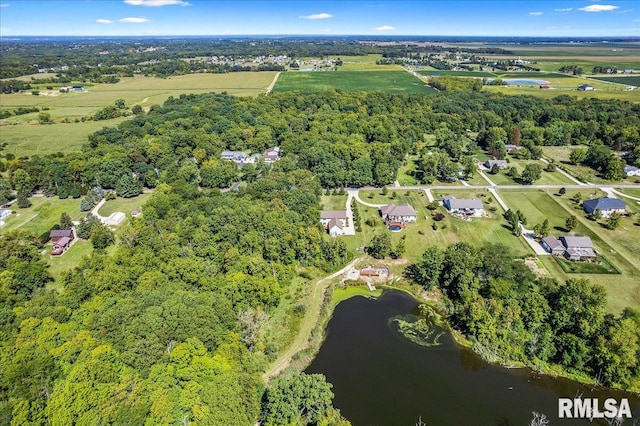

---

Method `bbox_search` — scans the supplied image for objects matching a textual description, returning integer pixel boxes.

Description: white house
[484,159,508,170]
[624,165,640,177]
[443,196,484,217]
[0,209,11,220]
[320,210,347,237]
[379,204,417,223]
[577,84,594,91]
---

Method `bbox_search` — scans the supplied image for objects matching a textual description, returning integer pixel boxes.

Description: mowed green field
[499,189,640,313]
[589,75,640,87]
[1,72,277,156]
[273,70,438,94]
[348,189,530,262]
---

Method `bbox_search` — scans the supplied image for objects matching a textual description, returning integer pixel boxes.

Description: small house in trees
[263,146,281,164]
[505,144,519,153]
[379,204,417,223]
[582,197,626,218]
[320,210,347,237]
[484,159,508,170]
[49,229,74,256]
[624,165,640,177]
[443,196,484,217]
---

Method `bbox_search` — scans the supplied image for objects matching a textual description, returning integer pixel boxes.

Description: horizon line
[2,34,640,38]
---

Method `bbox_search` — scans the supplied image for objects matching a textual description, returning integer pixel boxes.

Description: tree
[565,215,577,231]
[90,222,114,249]
[131,104,143,115]
[367,233,391,259]
[59,213,73,230]
[603,158,624,181]
[569,147,588,165]
[38,112,51,124]
[390,236,406,259]
[115,175,142,198]
[490,163,500,175]
[570,192,582,204]
[533,219,550,238]
[606,212,622,230]
[461,156,475,180]
[404,247,444,290]
[521,163,542,184]
[261,373,335,426]
[558,187,566,196]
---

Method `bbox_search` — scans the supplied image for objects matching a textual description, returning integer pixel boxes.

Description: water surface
[306,290,639,426]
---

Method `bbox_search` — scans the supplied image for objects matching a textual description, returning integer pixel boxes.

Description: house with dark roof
[582,197,627,218]
[220,150,248,164]
[320,210,347,237]
[264,146,281,164]
[49,229,74,242]
[443,196,484,217]
[49,229,74,256]
[379,204,417,223]
[484,159,508,170]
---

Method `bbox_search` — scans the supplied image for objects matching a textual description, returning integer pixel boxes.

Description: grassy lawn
[589,76,640,87]
[485,159,575,186]
[272,70,438,94]
[0,118,128,156]
[540,146,637,184]
[1,196,85,235]
[396,156,420,186]
[350,189,530,262]
[499,189,640,313]
[327,55,399,72]
[332,285,382,307]
[615,188,640,199]
[320,194,348,211]
[553,255,620,274]
[98,193,151,219]
[44,239,94,288]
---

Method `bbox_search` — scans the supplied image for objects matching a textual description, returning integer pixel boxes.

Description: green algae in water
[391,304,445,347]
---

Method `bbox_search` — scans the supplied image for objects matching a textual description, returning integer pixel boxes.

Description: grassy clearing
[540,146,637,184]
[98,194,151,219]
[319,194,348,211]
[615,188,640,198]
[499,189,640,313]
[272,71,437,94]
[553,255,620,274]
[328,55,398,72]
[332,285,382,307]
[1,196,85,235]
[349,189,530,262]
[417,70,497,77]
[44,239,94,287]
[485,159,575,186]
[0,118,128,156]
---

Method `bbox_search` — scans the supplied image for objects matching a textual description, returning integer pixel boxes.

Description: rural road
[265,72,281,94]
[263,256,363,381]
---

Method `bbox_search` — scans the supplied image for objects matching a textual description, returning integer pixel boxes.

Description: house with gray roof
[379,204,417,223]
[221,150,248,164]
[541,236,565,255]
[484,159,508,170]
[0,208,11,220]
[320,210,347,237]
[559,235,596,261]
[443,196,484,217]
[624,165,640,177]
[582,197,626,218]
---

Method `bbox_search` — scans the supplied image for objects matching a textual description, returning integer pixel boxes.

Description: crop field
[272,70,437,94]
[499,189,640,313]
[417,70,497,78]
[588,75,640,87]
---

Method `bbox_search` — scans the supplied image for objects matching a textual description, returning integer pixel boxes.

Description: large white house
[624,165,640,177]
[379,204,417,223]
[320,210,347,237]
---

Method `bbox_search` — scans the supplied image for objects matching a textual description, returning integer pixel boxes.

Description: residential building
[221,150,247,162]
[541,236,565,256]
[505,144,519,153]
[577,84,594,91]
[542,234,596,261]
[49,229,74,242]
[0,209,11,220]
[49,229,74,256]
[443,196,484,217]
[320,210,347,237]
[624,165,640,177]
[582,197,627,218]
[484,159,508,170]
[379,204,417,223]
[264,146,281,164]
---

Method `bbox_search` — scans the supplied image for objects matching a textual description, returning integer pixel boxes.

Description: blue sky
[0,1,638,37]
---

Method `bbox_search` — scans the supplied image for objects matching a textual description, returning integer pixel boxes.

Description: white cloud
[119,17,150,23]
[96,19,113,24]
[578,4,619,12]
[0,3,9,7]
[299,13,333,20]
[124,0,189,6]
[374,25,396,31]
[554,8,572,12]
[616,8,634,13]
[529,11,543,16]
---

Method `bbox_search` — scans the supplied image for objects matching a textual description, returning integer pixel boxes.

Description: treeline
[405,243,640,390]
[0,167,350,424]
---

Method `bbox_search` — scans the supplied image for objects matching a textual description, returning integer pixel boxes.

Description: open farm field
[483,79,639,101]
[272,70,437,94]
[328,54,399,71]
[0,117,128,156]
[531,58,640,73]
[417,70,497,77]
[589,75,640,87]
[499,189,640,313]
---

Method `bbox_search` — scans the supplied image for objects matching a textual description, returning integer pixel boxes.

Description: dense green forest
[2,89,640,424]
[405,243,640,391]
[2,91,639,202]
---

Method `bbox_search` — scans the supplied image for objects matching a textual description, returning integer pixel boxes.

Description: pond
[486,78,550,85]
[306,290,640,425]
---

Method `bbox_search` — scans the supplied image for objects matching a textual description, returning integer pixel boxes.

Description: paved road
[520,224,550,256]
